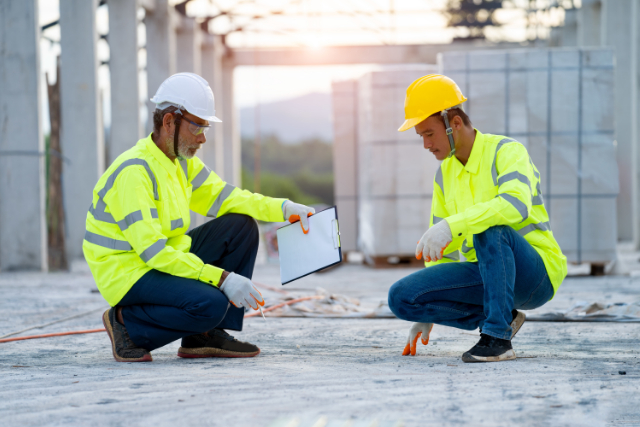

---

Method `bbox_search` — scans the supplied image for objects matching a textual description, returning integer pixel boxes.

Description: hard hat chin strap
[441,110,456,158]
[173,109,184,161]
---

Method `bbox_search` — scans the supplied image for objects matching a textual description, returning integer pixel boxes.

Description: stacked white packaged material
[356,67,439,260]
[331,80,359,253]
[439,47,619,264]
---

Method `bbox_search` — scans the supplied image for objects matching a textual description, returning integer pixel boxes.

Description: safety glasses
[185,119,211,136]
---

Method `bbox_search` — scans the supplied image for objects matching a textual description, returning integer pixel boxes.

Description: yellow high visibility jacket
[429,129,567,296]
[83,134,287,307]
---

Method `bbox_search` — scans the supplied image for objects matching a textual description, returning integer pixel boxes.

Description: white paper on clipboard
[276,206,342,284]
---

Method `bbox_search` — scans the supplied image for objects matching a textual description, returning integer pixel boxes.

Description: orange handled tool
[288,212,313,234]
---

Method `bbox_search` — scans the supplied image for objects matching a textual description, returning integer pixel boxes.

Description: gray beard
[167,136,197,160]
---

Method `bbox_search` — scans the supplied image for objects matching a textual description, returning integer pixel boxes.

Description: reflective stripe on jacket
[428,129,567,296]
[83,134,287,306]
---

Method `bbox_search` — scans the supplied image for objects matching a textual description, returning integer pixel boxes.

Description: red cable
[0,296,324,343]
[0,328,106,343]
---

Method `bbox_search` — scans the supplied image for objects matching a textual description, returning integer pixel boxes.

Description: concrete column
[558,8,578,47]
[175,16,201,74]
[59,0,104,262]
[331,80,358,253]
[578,0,601,47]
[631,0,640,249]
[144,0,176,133]
[601,0,634,241]
[200,33,224,175]
[221,57,240,186]
[212,35,226,177]
[174,16,205,229]
[108,0,141,165]
[0,0,47,271]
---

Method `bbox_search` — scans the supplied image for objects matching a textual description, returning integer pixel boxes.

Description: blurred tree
[446,0,504,40]
[240,135,334,206]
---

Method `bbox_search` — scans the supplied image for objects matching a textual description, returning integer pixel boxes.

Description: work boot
[177,329,260,358]
[102,309,152,363]
[510,309,526,339]
[461,333,516,363]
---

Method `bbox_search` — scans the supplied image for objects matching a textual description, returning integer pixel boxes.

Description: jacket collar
[142,133,179,174]
[461,129,484,175]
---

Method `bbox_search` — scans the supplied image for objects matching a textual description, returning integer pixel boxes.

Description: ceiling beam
[228,41,521,66]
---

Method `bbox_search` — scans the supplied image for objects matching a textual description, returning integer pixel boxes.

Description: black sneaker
[462,333,516,363]
[102,309,152,362]
[177,329,260,358]
[510,309,526,339]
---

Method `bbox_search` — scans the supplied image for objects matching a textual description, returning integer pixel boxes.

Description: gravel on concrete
[1,263,639,426]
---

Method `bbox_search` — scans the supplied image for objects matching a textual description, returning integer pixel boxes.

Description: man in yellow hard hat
[387,74,567,363]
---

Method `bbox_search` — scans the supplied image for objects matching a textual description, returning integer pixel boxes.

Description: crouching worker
[83,73,314,362]
[387,75,567,363]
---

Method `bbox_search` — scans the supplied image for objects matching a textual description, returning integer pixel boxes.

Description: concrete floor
[1,263,639,426]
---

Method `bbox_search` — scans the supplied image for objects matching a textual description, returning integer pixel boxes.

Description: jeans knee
[475,225,509,249]
[388,281,411,320]
[185,297,228,328]
[222,214,259,242]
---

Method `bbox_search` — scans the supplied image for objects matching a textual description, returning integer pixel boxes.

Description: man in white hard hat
[83,72,314,362]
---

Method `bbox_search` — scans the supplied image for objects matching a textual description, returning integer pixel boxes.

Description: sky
[37,0,573,132]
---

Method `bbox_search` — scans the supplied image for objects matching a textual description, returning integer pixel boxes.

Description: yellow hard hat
[398,74,467,132]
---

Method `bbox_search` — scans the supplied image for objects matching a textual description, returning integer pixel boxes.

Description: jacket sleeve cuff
[198,264,224,287]
[270,198,288,222]
[446,213,468,240]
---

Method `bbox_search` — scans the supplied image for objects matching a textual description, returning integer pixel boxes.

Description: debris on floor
[254,286,394,318]
[527,301,640,322]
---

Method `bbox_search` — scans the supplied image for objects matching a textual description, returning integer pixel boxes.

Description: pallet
[366,255,425,269]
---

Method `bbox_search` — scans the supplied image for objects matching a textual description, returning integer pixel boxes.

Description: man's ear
[451,114,464,130]
[162,113,174,134]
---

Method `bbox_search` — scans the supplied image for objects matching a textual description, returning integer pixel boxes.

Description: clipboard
[276,206,342,285]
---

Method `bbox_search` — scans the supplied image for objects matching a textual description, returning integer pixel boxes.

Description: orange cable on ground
[245,295,323,317]
[0,328,106,344]
[1,296,324,343]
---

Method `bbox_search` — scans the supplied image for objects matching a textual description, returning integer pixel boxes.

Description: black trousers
[118,214,259,351]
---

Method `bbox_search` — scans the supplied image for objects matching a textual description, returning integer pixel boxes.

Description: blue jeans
[388,226,555,340]
[118,214,259,351]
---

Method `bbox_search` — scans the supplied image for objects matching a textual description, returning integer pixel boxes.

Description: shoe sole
[461,349,517,363]
[177,347,260,358]
[102,310,152,363]
[510,310,526,339]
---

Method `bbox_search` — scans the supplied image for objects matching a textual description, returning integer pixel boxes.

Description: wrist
[219,271,230,287]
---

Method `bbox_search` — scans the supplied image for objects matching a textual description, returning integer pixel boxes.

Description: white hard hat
[150,72,222,123]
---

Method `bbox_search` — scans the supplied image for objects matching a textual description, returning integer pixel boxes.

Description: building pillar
[174,15,205,228]
[0,0,47,271]
[59,0,104,262]
[144,0,176,133]
[175,16,201,74]
[200,32,225,175]
[578,0,601,47]
[631,0,640,249]
[108,0,141,165]
[221,56,240,186]
[601,0,634,241]
[331,80,358,253]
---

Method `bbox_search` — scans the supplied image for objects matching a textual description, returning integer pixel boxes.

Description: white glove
[402,322,434,356]
[219,272,265,310]
[283,201,315,234]
[415,220,453,262]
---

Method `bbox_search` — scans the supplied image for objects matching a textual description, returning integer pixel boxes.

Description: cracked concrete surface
[1,263,639,426]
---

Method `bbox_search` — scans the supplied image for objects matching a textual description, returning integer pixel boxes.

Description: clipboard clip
[331,219,341,249]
